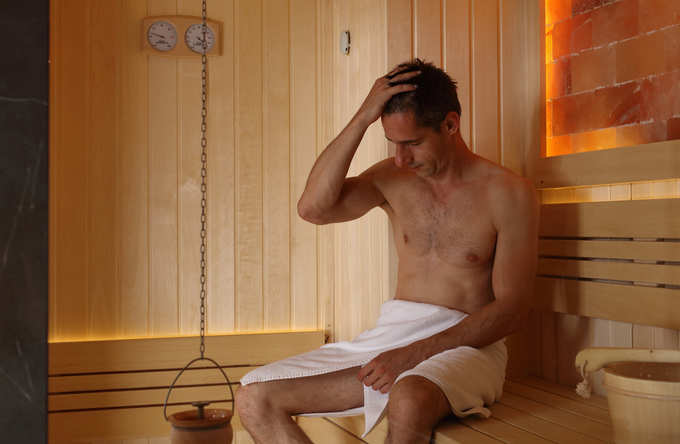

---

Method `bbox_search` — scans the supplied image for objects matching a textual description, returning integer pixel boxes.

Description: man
[236,59,539,444]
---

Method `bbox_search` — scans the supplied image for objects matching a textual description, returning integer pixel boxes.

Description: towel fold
[240,299,507,437]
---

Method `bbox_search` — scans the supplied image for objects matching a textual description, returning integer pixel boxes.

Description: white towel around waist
[240,299,507,437]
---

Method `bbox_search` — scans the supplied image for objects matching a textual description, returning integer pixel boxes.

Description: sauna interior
[48,0,680,442]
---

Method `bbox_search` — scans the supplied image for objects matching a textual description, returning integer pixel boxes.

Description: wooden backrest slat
[49,366,254,393]
[49,385,234,412]
[49,331,324,375]
[539,239,680,262]
[538,258,680,286]
[539,199,680,238]
[536,277,680,330]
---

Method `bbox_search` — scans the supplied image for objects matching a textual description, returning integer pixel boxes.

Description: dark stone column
[0,1,49,443]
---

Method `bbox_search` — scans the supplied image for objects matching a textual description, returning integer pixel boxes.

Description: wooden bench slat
[49,385,234,412]
[297,417,365,443]
[434,419,505,443]
[461,415,553,443]
[490,402,607,443]
[539,239,680,262]
[536,277,680,330]
[538,258,680,286]
[504,380,610,424]
[511,377,609,410]
[499,392,613,442]
[326,416,384,444]
[49,366,254,393]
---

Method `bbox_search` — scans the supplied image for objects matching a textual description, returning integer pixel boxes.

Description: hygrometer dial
[147,21,177,52]
[185,24,216,54]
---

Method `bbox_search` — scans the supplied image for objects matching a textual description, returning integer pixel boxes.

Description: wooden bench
[299,376,612,443]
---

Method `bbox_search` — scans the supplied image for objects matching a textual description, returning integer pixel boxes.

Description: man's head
[382,59,463,178]
[383,59,461,132]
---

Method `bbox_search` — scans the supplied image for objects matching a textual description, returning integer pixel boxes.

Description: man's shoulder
[482,163,538,221]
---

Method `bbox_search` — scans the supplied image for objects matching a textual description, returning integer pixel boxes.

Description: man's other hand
[357,344,423,393]
[355,69,420,126]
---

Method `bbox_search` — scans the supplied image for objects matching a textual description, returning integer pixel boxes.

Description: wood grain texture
[54,0,90,340]
[234,0,264,331]
[290,0,319,330]
[89,0,122,338]
[444,0,471,145]
[472,0,500,163]
[263,0,291,330]
[148,0,179,337]
[414,0,442,66]
[118,0,150,338]
[207,0,237,333]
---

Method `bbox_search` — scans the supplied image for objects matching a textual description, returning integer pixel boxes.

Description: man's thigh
[243,366,364,415]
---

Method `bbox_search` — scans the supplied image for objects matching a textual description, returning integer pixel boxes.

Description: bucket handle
[163,356,236,421]
[576,347,680,374]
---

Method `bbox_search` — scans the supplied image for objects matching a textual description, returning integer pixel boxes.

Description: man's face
[381,111,447,177]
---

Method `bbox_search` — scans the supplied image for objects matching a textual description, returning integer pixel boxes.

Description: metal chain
[199,0,208,359]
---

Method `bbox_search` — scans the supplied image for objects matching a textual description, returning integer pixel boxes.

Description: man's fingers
[357,365,371,381]
[388,69,421,82]
[385,67,419,79]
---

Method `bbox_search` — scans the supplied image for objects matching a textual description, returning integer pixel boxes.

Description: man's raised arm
[297,69,419,225]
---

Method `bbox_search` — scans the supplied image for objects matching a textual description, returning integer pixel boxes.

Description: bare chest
[385,185,497,267]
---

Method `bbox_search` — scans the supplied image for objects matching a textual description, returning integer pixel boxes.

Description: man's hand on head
[354,69,420,127]
[357,343,424,393]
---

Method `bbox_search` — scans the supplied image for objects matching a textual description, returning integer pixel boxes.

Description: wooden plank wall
[50,0,321,340]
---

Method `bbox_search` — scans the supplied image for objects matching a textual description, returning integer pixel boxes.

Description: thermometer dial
[147,21,177,52]
[185,24,216,54]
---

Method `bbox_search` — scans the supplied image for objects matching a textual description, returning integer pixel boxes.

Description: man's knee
[235,383,273,423]
[387,376,451,430]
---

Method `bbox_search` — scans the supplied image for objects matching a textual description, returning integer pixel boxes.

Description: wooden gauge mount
[142,16,223,57]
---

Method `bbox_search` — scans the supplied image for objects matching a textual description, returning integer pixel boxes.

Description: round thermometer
[185,24,216,54]
[147,21,178,52]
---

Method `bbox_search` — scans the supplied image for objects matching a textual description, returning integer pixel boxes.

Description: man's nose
[394,145,412,168]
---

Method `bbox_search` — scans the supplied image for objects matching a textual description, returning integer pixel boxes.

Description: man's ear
[443,111,460,135]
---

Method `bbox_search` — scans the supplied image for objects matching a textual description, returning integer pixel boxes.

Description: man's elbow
[297,200,327,225]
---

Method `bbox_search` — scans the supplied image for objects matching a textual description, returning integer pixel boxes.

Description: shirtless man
[236,59,539,444]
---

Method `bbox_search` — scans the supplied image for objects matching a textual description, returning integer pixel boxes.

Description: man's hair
[383,58,461,132]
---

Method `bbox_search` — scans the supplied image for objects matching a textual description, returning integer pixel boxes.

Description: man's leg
[235,366,363,444]
[385,376,453,444]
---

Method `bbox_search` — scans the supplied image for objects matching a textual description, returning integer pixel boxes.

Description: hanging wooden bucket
[576,348,680,444]
[168,401,233,444]
[164,357,235,444]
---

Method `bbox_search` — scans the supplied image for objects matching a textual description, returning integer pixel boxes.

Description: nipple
[466,253,479,263]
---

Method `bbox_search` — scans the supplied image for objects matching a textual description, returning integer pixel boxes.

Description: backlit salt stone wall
[545,0,680,157]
